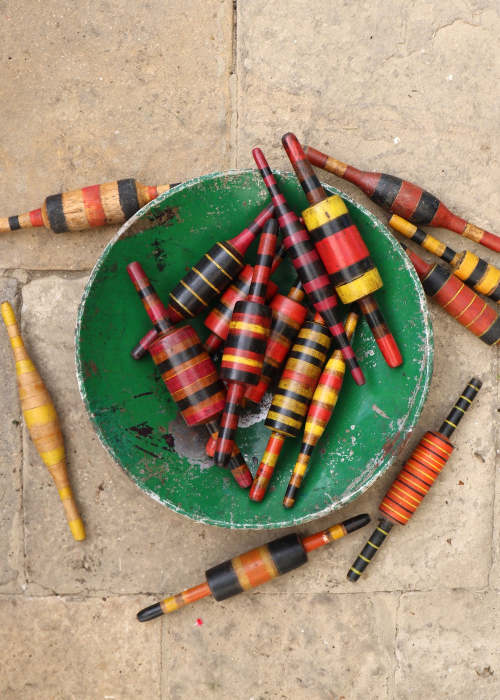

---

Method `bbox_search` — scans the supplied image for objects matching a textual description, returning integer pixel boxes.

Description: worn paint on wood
[75,170,433,530]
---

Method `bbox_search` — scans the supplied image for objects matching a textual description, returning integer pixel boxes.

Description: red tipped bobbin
[402,244,500,346]
[214,218,279,466]
[282,132,402,369]
[304,145,500,253]
[245,281,307,405]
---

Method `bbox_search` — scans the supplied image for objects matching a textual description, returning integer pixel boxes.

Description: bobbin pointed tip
[351,366,366,386]
[343,513,371,532]
[69,518,86,541]
[252,147,268,169]
[376,334,403,368]
[137,602,164,622]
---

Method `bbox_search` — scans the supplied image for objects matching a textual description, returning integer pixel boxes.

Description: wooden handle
[0,179,178,234]
[1,302,85,541]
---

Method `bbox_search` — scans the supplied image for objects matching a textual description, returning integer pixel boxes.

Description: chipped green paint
[75,170,433,529]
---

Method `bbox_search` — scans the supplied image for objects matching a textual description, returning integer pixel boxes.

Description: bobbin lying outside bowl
[75,170,433,529]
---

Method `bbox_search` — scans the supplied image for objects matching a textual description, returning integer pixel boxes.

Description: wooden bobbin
[305,145,500,253]
[204,245,284,354]
[0,179,179,234]
[167,204,275,323]
[283,311,359,508]
[282,132,402,369]
[347,378,482,582]
[214,218,279,466]
[249,314,332,502]
[136,514,370,621]
[204,423,253,489]
[252,147,365,386]
[1,302,85,541]
[245,281,307,405]
[127,262,226,427]
[403,245,500,345]
[389,215,500,303]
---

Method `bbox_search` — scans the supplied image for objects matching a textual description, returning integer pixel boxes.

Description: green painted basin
[76,170,433,529]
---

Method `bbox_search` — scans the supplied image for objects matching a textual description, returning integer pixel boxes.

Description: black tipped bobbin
[137,602,164,622]
[438,377,482,438]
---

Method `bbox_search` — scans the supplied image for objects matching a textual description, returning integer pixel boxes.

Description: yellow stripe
[230,320,267,335]
[377,526,390,536]
[349,566,362,576]
[205,252,234,280]
[444,419,457,428]
[23,403,57,427]
[40,446,65,467]
[10,335,23,348]
[324,357,345,374]
[258,546,279,579]
[232,555,252,591]
[304,420,326,437]
[453,250,477,281]
[421,436,450,457]
[327,523,346,541]
[292,343,328,362]
[272,394,308,415]
[297,328,331,348]
[223,354,261,368]
[58,486,73,500]
[169,293,195,317]
[266,411,302,432]
[162,596,181,613]
[359,554,371,563]
[302,194,349,229]
[367,540,379,550]
[460,394,472,404]
[335,267,383,303]
[468,383,479,391]
[179,279,208,306]
[292,458,310,477]
[455,295,476,320]
[312,384,339,407]
[454,405,465,413]
[218,242,243,266]
[16,359,36,374]
[389,214,417,237]
[381,501,409,522]
[192,266,220,292]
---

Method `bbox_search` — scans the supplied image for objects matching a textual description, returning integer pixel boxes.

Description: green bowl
[76,170,433,529]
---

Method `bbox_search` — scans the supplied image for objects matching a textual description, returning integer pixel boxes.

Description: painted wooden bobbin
[126,261,252,487]
[214,218,279,466]
[389,215,500,304]
[136,513,370,621]
[305,145,500,253]
[402,244,500,345]
[0,179,179,234]
[245,280,307,406]
[283,132,402,369]
[249,313,332,502]
[1,301,85,541]
[283,311,359,509]
[252,147,365,386]
[347,377,482,581]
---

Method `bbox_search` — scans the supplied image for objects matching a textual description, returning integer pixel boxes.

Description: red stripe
[29,208,44,227]
[392,180,423,220]
[82,184,107,227]
[314,226,369,273]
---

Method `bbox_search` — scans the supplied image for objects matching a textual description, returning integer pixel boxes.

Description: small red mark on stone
[195,618,203,626]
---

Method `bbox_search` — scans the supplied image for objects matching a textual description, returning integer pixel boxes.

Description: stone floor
[0,1,499,698]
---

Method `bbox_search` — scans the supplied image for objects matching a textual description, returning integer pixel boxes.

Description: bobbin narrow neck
[438,377,482,438]
[247,218,278,303]
[282,132,326,205]
[227,203,275,256]
[126,261,173,334]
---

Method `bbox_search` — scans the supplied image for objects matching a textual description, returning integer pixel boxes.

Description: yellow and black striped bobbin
[453,250,500,303]
[347,518,394,581]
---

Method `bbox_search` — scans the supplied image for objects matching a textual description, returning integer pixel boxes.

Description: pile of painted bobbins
[122,131,500,511]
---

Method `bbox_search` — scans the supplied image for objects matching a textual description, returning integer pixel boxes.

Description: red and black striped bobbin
[148,326,226,427]
[204,423,253,489]
[168,204,274,323]
[215,220,278,466]
[245,282,307,405]
[204,244,284,354]
[127,261,172,334]
[252,147,364,386]
[405,246,500,346]
[304,146,500,253]
[282,133,401,369]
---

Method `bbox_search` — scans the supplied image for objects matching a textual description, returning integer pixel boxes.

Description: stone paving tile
[18,275,275,595]
[236,3,500,225]
[396,590,500,699]
[0,595,160,699]
[162,591,398,700]
[0,0,233,270]
[0,276,24,593]
[489,347,500,588]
